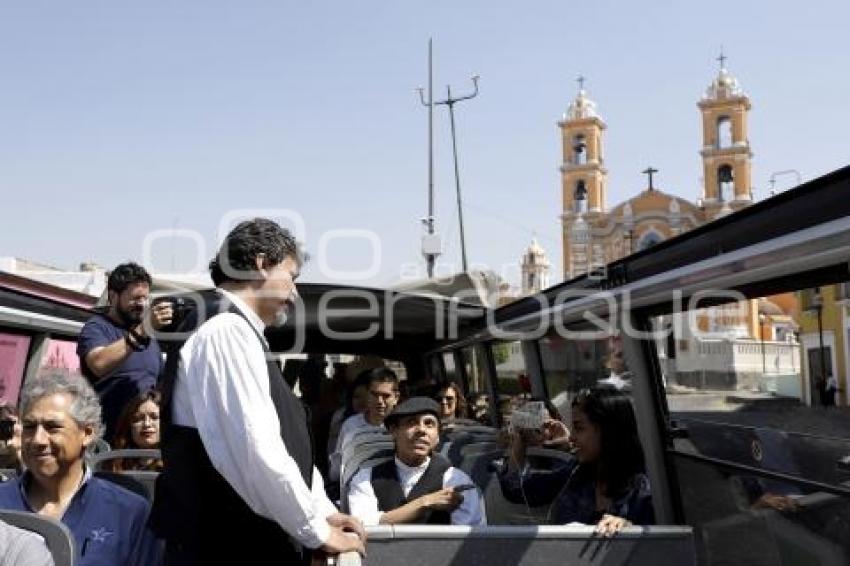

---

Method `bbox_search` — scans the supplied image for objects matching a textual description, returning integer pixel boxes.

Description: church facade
[560,62,753,279]
[555,60,809,401]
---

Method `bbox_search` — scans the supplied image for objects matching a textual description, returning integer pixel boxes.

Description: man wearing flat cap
[346,397,486,526]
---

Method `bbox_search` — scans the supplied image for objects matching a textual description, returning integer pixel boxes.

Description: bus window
[651,288,850,564]
[427,354,444,383]
[442,351,459,384]
[0,332,32,405]
[460,345,492,424]
[538,329,630,421]
[491,341,528,396]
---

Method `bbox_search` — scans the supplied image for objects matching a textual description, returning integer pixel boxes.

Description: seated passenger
[326,371,371,465]
[108,390,163,472]
[596,336,632,391]
[499,388,653,535]
[347,397,485,526]
[329,367,400,481]
[0,371,161,565]
[0,404,23,477]
[434,381,467,421]
[468,393,491,425]
[0,518,53,566]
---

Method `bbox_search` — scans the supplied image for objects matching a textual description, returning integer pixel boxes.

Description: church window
[636,230,664,251]
[717,116,733,148]
[574,180,588,213]
[573,134,587,165]
[718,164,734,201]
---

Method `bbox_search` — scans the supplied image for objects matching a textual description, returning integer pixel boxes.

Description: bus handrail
[674,416,850,444]
[670,449,850,499]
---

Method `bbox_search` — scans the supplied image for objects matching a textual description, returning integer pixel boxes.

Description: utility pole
[416,40,440,278]
[430,76,479,273]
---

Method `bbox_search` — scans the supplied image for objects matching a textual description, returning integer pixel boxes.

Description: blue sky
[2,1,848,288]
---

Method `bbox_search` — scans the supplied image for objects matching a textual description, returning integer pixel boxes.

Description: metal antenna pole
[416,40,438,278]
[427,40,435,278]
[434,75,479,273]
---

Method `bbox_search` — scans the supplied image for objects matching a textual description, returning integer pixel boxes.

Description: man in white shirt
[329,368,399,482]
[347,397,486,526]
[150,218,365,564]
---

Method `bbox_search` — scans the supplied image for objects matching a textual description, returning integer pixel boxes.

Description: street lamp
[421,75,480,273]
[759,312,767,377]
[810,289,827,406]
[768,169,802,196]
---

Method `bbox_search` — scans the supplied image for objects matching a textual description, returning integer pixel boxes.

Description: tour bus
[3,164,850,565]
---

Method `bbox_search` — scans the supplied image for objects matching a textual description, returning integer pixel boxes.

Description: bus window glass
[443,351,459,384]
[427,354,444,383]
[491,341,529,415]
[538,328,630,420]
[460,345,491,424]
[651,287,850,563]
[0,332,31,405]
[40,338,80,373]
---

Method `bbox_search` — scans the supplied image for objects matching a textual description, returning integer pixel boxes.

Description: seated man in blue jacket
[0,371,160,566]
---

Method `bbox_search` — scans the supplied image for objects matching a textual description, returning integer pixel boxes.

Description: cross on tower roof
[717,47,727,71]
[643,166,659,190]
[576,75,586,92]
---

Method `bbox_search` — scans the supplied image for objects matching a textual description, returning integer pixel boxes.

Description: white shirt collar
[395,456,430,475]
[218,288,267,345]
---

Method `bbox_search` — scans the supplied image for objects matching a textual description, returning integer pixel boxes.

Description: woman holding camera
[499,389,653,535]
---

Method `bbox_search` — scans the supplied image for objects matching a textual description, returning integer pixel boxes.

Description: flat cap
[385,396,441,426]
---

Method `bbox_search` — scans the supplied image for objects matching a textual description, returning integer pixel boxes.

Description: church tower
[521,237,550,295]
[560,78,608,279]
[698,52,753,216]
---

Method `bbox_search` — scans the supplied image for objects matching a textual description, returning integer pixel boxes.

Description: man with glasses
[434,382,466,421]
[77,262,172,442]
[329,368,400,482]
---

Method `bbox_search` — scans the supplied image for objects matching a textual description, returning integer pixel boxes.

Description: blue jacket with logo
[0,471,161,566]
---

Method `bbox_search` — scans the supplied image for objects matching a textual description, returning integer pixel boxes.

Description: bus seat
[445,433,498,466]
[333,524,697,566]
[483,448,575,525]
[341,446,395,492]
[90,448,161,472]
[94,470,156,502]
[444,425,498,437]
[86,438,111,456]
[0,509,75,566]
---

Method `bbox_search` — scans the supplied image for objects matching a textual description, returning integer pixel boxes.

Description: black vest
[370,455,452,525]
[149,290,315,562]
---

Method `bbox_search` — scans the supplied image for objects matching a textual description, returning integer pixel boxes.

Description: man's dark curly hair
[107,262,152,294]
[209,218,305,286]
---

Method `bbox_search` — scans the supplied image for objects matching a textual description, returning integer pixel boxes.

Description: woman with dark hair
[109,389,164,472]
[499,388,653,535]
[558,389,652,532]
[434,382,468,420]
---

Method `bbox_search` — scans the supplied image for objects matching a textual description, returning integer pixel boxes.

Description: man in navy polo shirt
[77,262,172,443]
[0,371,161,565]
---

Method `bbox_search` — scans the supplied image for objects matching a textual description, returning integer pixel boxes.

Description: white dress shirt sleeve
[312,467,340,518]
[346,467,383,526]
[182,314,331,548]
[444,468,487,526]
